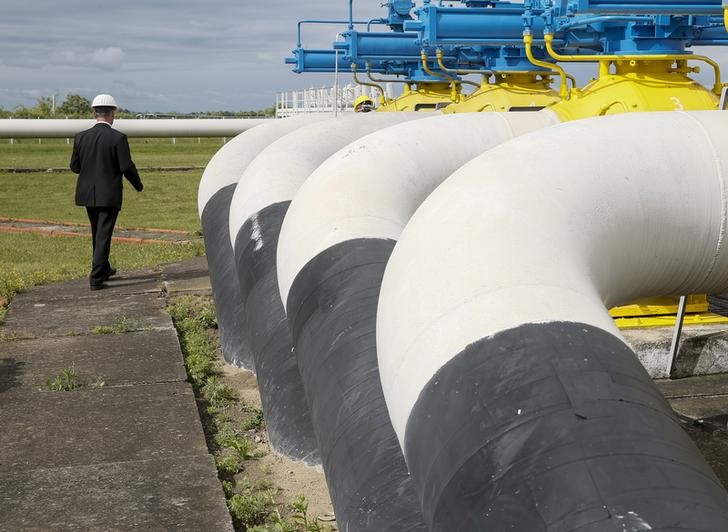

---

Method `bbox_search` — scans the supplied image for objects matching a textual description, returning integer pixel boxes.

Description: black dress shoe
[90,283,106,291]
[108,267,117,277]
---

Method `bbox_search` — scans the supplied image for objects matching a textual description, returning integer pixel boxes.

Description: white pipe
[273,111,558,529]
[0,118,271,139]
[376,110,728,529]
[198,115,329,217]
[225,112,422,465]
[277,111,560,304]
[228,112,423,246]
[196,114,330,369]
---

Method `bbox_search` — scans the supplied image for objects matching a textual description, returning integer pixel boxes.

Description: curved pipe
[225,113,421,464]
[0,118,269,139]
[275,111,559,530]
[377,111,728,530]
[197,115,328,369]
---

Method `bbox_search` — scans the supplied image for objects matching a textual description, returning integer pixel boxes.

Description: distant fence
[275,83,395,118]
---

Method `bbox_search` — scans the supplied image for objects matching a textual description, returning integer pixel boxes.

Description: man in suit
[70,94,144,290]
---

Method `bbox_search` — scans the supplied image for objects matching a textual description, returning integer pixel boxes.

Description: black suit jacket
[70,123,143,209]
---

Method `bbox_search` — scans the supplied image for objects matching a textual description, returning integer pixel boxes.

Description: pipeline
[376,111,728,530]
[0,118,270,138]
[197,115,329,369]
[275,111,559,530]
[226,113,423,464]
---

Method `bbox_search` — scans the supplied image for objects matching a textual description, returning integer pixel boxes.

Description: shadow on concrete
[0,357,26,393]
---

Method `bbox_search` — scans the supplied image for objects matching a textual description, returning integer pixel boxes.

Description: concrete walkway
[1,256,727,530]
[0,256,233,531]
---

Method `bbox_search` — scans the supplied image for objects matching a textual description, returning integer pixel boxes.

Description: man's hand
[135,182,144,192]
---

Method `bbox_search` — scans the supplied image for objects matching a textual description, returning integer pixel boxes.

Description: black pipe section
[404,321,728,531]
[234,201,320,464]
[286,238,426,531]
[200,184,254,370]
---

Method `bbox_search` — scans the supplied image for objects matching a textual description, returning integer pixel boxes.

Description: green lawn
[0,137,224,169]
[0,170,203,231]
[0,139,221,314]
[0,232,204,302]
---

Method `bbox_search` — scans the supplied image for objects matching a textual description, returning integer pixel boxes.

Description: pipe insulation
[276,111,559,531]
[197,115,329,369]
[227,113,421,464]
[377,110,728,531]
[0,118,271,138]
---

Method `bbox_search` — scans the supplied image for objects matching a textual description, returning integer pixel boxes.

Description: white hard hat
[91,94,118,109]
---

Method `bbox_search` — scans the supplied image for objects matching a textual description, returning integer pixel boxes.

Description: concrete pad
[0,383,206,469]
[19,269,162,301]
[164,275,212,296]
[669,396,728,423]
[0,329,186,390]
[0,455,233,532]
[161,255,208,280]
[1,292,172,338]
[624,324,728,378]
[656,373,728,399]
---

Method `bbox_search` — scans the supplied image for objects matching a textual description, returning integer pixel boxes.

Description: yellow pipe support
[351,63,388,105]
[544,33,723,95]
[421,51,461,101]
[523,34,570,99]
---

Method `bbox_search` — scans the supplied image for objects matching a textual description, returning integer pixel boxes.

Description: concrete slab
[656,373,728,399]
[669,395,728,423]
[0,329,186,390]
[0,383,206,469]
[18,269,162,301]
[1,292,172,339]
[624,324,728,378]
[0,455,233,532]
[164,276,212,296]
[161,255,208,280]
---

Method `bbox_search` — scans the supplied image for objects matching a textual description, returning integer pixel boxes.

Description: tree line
[0,94,275,119]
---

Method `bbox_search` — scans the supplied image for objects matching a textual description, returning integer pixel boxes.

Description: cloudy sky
[0,1,383,113]
[3,2,727,113]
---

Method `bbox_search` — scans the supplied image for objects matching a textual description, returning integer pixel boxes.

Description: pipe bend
[197,115,329,217]
[227,113,420,249]
[377,110,728,446]
[276,111,560,306]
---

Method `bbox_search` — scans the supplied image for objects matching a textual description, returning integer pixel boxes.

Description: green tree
[57,94,92,117]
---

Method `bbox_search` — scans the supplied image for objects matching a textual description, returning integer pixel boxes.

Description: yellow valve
[543,33,723,96]
[442,72,560,113]
[377,82,456,112]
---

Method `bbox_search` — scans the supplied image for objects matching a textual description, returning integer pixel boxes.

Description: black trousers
[86,206,119,286]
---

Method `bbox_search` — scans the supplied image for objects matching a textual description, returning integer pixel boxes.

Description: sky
[2,2,728,113]
[0,1,383,113]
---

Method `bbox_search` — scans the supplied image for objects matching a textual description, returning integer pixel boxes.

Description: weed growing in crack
[46,365,78,391]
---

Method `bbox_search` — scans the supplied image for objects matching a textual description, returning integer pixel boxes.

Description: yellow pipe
[421,51,462,101]
[351,63,388,105]
[724,8,728,32]
[523,34,570,99]
[544,33,723,95]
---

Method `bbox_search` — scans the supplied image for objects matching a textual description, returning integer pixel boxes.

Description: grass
[0,137,224,169]
[0,170,203,231]
[46,365,79,391]
[168,296,330,532]
[0,232,204,303]
[91,315,143,335]
[0,137,220,231]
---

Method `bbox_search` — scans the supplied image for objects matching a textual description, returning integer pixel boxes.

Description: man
[70,94,143,290]
[353,95,374,113]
